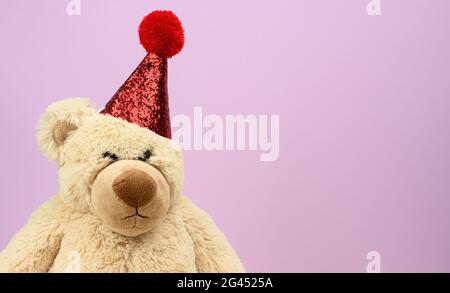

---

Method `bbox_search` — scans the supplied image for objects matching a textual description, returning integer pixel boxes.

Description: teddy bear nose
[112,169,157,208]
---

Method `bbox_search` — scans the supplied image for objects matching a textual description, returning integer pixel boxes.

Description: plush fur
[0,98,244,273]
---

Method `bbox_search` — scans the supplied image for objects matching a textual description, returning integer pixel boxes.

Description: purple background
[1,0,450,272]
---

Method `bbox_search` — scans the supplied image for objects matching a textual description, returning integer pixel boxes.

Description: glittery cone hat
[101,11,184,139]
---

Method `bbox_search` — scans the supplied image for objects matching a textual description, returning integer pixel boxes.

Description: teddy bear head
[37,98,184,237]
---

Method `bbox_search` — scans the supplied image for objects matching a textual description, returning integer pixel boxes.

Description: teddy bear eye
[137,149,152,162]
[103,151,119,161]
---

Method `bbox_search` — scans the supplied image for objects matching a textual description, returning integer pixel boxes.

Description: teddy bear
[0,10,245,273]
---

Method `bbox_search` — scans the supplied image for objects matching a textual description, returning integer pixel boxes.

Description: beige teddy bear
[0,10,245,273]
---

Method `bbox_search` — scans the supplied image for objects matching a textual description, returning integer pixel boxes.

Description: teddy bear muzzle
[90,159,171,237]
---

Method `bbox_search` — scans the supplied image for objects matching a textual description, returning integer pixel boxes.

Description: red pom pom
[138,11,184,58]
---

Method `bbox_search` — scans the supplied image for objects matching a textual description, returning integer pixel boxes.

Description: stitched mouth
[121,207,149,220]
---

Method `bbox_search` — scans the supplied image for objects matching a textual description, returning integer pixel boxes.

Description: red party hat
[101,11,184,139]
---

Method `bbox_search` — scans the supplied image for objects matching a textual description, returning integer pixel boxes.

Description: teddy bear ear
[37,98,96,163]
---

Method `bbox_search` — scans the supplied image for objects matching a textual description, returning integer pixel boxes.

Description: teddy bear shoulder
[173,195,210,223]
[172,195,221,236]
[28,196,76,226]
